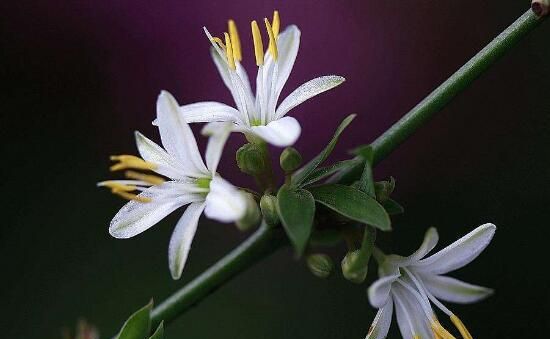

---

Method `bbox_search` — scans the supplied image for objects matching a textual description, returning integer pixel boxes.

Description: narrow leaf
[292,114,356,186]
[277,185,316,255]
[383,198,404,215]
[115,300,153,339]
[149,322,164,339]
[301,159,361,187]
[308,184,391,231]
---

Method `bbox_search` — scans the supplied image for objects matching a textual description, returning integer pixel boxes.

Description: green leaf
[308,184,391,231]
[356,146,375,196]
[300,159,361,187]
[277,185,316,255]
[292,114,356,186]
[149,322,164,339]
[115,300,153,339]
[383,198,404,215]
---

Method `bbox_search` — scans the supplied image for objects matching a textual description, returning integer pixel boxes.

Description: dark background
[2,1,549,338]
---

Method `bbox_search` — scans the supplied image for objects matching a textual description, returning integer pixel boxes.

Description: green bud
[279,147,302,173]
[260,194,279,227]
[374,177,396,203]
[236,193,261,231]
[341,250,369,283]
[236,143,268,175]
[306,254,334,278]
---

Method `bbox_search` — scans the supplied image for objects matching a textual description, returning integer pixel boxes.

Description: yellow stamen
[110,155,156,172]
[272,10,280,38]
[450,315,473,339]
[264,18,278,60]
[211,37,226,51]
[113,190,151,203]
[431,320,457,339]
[228,19,242,61]
[413,335,420,339]
[125,170,165,185]
[224,32,236,70]
[100,182,151,203]
[251,20,264,66]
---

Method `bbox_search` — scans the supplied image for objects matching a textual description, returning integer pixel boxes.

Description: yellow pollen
[450,315,473,339]
[228,19,242,61]
[125,170,165,185]
[100,182,151,203]
[114,191,151,203]
[264,18,278,60]
[413,335,420,339]
[272,10,280,38]
[224,32,236,70]
[251,20,264,66]
[110,155,156,172]
[431,320,457,339]
[211,37,226,51]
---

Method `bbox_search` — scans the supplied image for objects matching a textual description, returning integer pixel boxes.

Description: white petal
[180,101,244,125]
[135,131,186,179]
[168,202,206,279]
[392,286,433,339]
[368,274,400,308]
[414,223,496,274]
[156,91,209,177]
[264,25,301,102]
[391,228,439,266]
[421,274,494,304]
[204,176,247,223]
[250,116,301,147]
[275,75,345,120]
[366,299,393,339]
[202,122,233,174]
[108,183,203,239]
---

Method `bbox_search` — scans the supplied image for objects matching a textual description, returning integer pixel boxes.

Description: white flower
[168,11,345,147]
[98,91,247,279]
[366,223,496,339]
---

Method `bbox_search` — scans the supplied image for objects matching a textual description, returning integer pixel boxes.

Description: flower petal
[368,274,400,308]
[414,223,496,275]
[421,274,494,304]
[156,91,209,177]
[202,122,233,174]
[392,286,433,339]
[108,183,203,239]
[180,101,244,125]
[168,202,206,279]
[275,75,345,120]
[390,228,439,266]
[366,299,393,339]
[250,116,301,147]
[135,131,186,179]
[204,176,247,223]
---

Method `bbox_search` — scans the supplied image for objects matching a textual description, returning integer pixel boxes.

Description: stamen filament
[450,315,473,339]
[272,10,280,38]
[110,155,156,171]
[224,32,236,70]
[125,170,165,185]
[228,19,242,61]
[211,37,226,51]
[251,20,264,66]
[264,18,278,60]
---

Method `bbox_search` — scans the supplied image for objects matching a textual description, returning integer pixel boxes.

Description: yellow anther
[264,18,278,60]
[100,181,151,203]
[211,37,226,51]
[450,315,473,339]
[228,19,242,61]
[109,155,156,172]
[431,320,457,339]
[125,170,165,185]
[114,190,151,203]
[251,20,264,66]
[224,32,236,70]
[413,335,420,339]
[272,10,280,38]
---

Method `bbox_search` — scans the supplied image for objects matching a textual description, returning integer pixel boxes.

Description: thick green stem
[113,8,546,336]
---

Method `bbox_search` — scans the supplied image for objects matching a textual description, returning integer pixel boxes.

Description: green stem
[150,222,285,329]
[113,8,546,336]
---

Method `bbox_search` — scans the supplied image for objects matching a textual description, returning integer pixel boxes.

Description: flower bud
[306,254,334,278]
[374,177,395,203]
[279,147,302,173]
[236,143,268,175]
[341,250,369,283]
[236,193,261,231]
[260,194,279,227]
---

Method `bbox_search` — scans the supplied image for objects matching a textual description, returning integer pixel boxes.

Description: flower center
[195,177,212,190]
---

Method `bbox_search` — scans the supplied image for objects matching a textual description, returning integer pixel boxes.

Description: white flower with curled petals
[167,11,345,147]
[366,223,496,339]
[98,90,247,280]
